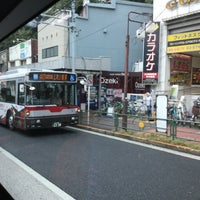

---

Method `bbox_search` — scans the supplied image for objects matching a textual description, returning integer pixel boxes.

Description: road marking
[68,126,200,161]
[0,147,75,200]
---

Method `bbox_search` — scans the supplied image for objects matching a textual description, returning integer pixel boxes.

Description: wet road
[0,125,200,200]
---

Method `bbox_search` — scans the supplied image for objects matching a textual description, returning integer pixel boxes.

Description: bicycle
[130,102,147,130]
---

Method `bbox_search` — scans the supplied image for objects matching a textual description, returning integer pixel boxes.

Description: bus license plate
[52,122,61,127]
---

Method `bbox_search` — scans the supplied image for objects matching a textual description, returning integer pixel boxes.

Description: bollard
[170,119,177,140]
[114,113,119,131]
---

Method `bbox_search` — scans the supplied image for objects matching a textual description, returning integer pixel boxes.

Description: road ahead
[0,125,200,200]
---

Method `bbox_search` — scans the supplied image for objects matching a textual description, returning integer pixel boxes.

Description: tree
[46,0,153,15]
[0,26,37,52]
[0,0,152,52]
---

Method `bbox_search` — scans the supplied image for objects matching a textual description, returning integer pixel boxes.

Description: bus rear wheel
[7,112,14,130]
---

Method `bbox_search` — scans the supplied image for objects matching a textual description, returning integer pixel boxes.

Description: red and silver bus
[0,68,80,130]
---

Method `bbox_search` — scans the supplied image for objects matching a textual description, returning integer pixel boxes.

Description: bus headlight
[75,107,80,112]
[25,109,30,116]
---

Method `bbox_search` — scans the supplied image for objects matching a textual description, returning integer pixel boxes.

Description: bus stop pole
[87,85,90,125]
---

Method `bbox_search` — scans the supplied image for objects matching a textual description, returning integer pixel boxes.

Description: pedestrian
[146,92,152,119]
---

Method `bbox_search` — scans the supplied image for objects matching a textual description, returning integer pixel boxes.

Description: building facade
[37,0,152,73]
[8,39,38,70]
[76,0,153,72]
[153,0,200,114]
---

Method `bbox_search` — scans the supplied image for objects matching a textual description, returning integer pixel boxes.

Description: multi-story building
[8,39,38,70]
[37,0,152,72]
[153,0,200,114]
[75,0,152,71]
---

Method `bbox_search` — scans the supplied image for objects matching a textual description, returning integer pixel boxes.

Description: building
[153,0,200,114]
[37,0,152,72]
[8,39,38,70]
[37,10,111,73]
[76,0,153,72]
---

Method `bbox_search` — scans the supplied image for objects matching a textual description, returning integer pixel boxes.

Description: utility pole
[70,0,76,73]
[122,11,154,130]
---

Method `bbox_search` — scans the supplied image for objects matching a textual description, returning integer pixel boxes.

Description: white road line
[68,126,200,161]
[0,147,75,200]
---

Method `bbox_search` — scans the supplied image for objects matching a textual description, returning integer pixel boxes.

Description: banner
[143,22,160,85]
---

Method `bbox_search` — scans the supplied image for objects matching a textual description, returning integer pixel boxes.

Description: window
[24,82,75,106]
[42,46,58,59]
[0,80,16,103]
[18,84,25,105]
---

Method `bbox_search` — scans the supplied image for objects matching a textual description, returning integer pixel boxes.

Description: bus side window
[18,84,25,105]
[1,88,12,102]
[0,88,6,101]
[2,88,15,103]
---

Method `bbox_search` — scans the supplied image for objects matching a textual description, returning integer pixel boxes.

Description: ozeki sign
[143,22,160,85]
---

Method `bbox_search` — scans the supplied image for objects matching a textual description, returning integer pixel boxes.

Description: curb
[77,125,200,156]
[0,148,75,200]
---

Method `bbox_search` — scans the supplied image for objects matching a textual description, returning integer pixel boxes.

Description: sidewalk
[79,111,200,140]
[78,111,200,155]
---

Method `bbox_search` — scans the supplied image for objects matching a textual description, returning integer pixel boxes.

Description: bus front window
[25,82,75,106]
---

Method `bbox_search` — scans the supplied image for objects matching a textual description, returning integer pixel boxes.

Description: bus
[0,68,80,130]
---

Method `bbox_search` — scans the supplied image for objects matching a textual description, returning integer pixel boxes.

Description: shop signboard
[167,30,200,53]
[143,22,160,85]
[166,0,199,10]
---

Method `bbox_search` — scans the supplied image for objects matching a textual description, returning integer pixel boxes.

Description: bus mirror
[19,84,25,93]
[29,86,35,91]
[25,83,35,91]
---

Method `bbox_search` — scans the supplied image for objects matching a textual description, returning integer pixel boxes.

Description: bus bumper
[24,115,79,129]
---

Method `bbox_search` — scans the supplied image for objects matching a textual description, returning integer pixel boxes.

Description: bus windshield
[23,82,75,106]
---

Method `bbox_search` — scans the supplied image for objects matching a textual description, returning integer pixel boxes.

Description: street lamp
[78,77,91,124]
[122,11,153,130]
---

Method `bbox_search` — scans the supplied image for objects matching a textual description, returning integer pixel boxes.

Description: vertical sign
[156,95,168,133]
[143,22,160,85]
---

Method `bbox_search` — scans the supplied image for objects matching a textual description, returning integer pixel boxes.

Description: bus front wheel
[7,112,14,130]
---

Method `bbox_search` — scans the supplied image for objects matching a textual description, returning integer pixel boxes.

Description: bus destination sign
[29,72,76,82]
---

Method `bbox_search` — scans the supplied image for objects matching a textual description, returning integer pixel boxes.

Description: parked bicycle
[168,97,188,125]
[191,97,200,127]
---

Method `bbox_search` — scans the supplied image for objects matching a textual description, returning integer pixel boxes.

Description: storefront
[153,0,200,113]
[167,26,200,94]
[78,71,149,110]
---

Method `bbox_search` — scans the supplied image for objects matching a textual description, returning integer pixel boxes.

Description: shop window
[169,54,192,85]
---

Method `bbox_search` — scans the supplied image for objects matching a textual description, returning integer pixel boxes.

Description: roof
[0,0,60,42]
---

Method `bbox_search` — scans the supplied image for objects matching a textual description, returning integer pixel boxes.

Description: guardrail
[79,110,200,142]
